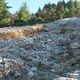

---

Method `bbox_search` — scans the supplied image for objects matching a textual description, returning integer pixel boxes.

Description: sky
[6,0,69,14]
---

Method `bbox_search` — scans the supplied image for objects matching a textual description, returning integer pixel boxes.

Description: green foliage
[0,0,80,27]
[36,8,42,18]
[41,3,57,22]
[74,8,80,17]
[67,0,75,17]
[74,0,78,8]
[0,0,10,27]
[36,17,44,23]
[33,0,80,23]
[56,1,65,19]
[15,2,31,25]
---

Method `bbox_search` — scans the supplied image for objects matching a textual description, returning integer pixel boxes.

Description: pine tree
[0,0,10,27]
[36,7,42,17]
[67,0,75,17]
[56,1,65,19]
[17,2,31,22]
[41,3,56,21]
[74,0,78,8]
[67,0,74,10]
[0,0,9,19]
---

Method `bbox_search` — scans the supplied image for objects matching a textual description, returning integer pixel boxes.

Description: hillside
[0,18,80,80]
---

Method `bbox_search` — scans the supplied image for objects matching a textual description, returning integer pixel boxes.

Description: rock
[0,57,3,63]
[70,42,80,49]
[0,18,80,80]
[14,71,21,78]
[66,70,80,79]
[54,77,67,80]
[0,64,4,69]
[28,71,34,77]
[31,67,37,72]
[8,70,15,76]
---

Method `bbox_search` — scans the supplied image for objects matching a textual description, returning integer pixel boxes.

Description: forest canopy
[0,0,80,27]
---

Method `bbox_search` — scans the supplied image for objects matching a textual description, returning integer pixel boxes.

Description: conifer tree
[56,1,65,19]
[17,2,31,22]
[67,0,75,17]
[0,0,10,27]
[74,0,78,8]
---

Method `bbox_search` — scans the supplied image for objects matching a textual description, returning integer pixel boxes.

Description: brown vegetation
[0,25,45,40]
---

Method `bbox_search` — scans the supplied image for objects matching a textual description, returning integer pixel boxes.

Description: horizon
[6,0,69,14]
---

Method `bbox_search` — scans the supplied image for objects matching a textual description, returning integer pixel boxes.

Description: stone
[70,42,80,49]
[0,57,3,63]
[0,18,79,80]
[0,64,4,69]
[14,72,21,78]
[28,71,34,77]
[31,67,37,72]
[54,77,67,80]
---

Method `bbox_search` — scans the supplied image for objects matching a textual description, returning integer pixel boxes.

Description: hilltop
[0,18,80,80]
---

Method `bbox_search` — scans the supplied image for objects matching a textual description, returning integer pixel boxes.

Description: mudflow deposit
[0,18,80,80]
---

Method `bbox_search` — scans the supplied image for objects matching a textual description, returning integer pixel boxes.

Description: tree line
[0,0,80,27]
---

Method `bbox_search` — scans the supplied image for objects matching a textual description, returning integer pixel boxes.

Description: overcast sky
[6,0,69,14]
